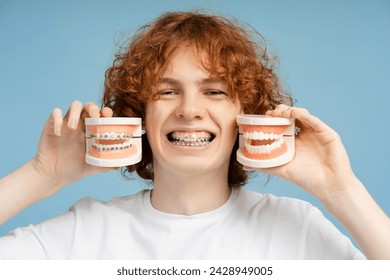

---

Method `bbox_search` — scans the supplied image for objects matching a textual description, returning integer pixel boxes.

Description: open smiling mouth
[236,114,295,168]
[167,131,215,147]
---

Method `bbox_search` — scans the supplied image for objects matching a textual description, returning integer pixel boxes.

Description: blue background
[1,0,389,251]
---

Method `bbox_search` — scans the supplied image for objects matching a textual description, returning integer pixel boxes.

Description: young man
[0,12,389,259]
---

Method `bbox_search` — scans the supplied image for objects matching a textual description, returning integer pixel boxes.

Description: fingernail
[54,125,61,136]
[68,119,77,129]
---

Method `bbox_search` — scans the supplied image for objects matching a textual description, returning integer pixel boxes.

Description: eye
[204,90,227,96]
[159,90,179,95]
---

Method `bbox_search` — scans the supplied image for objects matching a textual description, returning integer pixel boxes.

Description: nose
[175,93,206,120]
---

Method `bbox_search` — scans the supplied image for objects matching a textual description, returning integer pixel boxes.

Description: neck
[151,164,231,215]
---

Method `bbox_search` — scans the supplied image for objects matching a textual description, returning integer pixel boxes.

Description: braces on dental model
[91,143,133,152]
[84,117,143,167]
[88,132,133,140]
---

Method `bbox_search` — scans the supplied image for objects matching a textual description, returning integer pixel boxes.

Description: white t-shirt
[0,188,365,259]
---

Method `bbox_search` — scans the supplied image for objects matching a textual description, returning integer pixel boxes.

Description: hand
[252,105,359,203]
[32,101,115,192]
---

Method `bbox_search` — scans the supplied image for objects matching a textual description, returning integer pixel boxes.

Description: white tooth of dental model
[236,114,295,168]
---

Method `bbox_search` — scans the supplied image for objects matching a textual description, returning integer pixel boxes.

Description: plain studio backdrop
[1,0,389,252]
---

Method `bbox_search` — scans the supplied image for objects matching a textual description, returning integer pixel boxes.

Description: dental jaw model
[85,118,142,167]
[236,114,295,168]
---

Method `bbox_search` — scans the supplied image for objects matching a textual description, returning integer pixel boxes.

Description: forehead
[163,45,205,72]
[160,45,225,83]
[151,44,238,101]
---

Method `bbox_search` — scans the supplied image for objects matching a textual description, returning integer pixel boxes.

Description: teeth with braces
[170,131,212,147]
[245,138,284,154]
[92,143,132,152]
[89,132,133,140]
[172,140,211,147]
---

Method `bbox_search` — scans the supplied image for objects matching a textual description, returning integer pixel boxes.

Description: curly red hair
[103,11,292,187]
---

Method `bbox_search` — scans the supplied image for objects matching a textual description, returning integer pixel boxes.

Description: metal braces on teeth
[171,136,211,142]
[88,132,133,140]
[172,140,211,147]
[92,143,133,152]
[170,133,212,142]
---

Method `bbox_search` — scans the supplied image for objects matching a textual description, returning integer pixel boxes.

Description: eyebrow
[157,78,182,88]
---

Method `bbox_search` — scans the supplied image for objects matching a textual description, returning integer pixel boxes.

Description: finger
[265,104,291,117]
[51,108,63,136]
[289,108,331,133]
[273,105,306,120]
[274,104,290,112]
[83,101,101,118]
[265,106,316,132]
[100,107,113,118]
[66,100,83,130]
